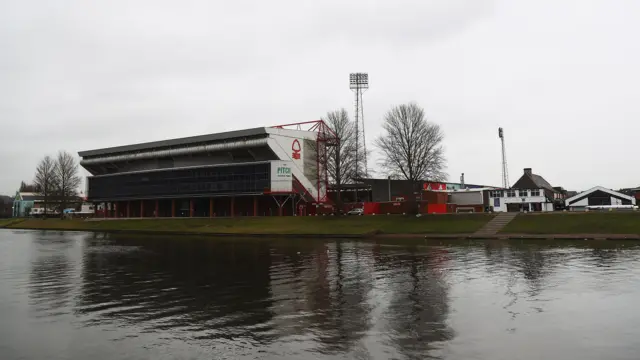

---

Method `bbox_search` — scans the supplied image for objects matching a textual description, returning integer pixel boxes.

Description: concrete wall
[269,133,319,201]
[450,191,483,205]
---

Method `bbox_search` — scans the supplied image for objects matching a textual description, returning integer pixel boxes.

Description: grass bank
[3,214,494,236]
[502,212,640,234]
[0,218,24,228]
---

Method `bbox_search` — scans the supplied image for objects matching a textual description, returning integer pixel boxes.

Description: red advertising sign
[423,182,446,191]
[292,139,301,160]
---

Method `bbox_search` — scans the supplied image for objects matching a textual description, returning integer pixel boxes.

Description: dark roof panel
[531,174,554,191]
[20,195,83,202]
[21,195,45,201]
[78,127,268,158]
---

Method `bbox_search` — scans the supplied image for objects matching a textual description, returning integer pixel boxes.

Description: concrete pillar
[189,199,194,218]
[126,201,130,218]
[230,197,235,217]
[140,200,144,218]
[253,196,258,217]
[171,199,176,217]
[209,198,214,218]
[155,200,159,218]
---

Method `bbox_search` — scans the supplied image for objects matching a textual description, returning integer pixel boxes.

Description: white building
[565,186,636,211]
[488,168,558,212]
[489,188,554,212]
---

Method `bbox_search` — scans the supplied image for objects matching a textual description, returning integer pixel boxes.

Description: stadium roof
[78,127,268,158]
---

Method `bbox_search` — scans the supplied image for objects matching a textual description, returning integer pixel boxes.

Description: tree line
[20,151,82,217]
[324,102,446,208]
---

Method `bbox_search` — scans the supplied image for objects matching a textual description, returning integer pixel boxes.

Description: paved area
[473,212,518,236]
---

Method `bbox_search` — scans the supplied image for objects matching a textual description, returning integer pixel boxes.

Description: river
[1,230,640,360]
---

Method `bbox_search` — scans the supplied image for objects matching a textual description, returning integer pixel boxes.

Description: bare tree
[33,156,58,218]
[321,109,368,206]
[323,109,356,183]
[375,103,446,181]
[19,181,39,193]
[375,103,446,212]
[54,151,82,217]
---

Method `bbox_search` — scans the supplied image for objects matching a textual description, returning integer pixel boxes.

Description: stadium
[78,121,338,217]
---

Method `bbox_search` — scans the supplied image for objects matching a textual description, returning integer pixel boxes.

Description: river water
[1,230,640,360]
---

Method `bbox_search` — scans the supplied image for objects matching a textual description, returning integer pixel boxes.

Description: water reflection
[375,246,453,359]
[28,232,77,318]
[77,234,277,348]
[2,231,640,360]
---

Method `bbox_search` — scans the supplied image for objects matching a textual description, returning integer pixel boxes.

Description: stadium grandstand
[78,121,337,217]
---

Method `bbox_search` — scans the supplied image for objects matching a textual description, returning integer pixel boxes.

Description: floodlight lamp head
[349,73,369,89]
[498,127,504,138]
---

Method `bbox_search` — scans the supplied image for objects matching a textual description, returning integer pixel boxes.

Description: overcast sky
[2,0,639,196]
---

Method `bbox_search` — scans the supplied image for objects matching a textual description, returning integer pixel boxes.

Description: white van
[29,208,45,217]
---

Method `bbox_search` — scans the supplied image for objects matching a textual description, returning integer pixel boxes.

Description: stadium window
[531,189,540,196]
[506,189,516,197]
[519,189,528,197]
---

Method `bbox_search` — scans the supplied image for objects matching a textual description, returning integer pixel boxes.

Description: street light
[349,72,369,180]
[349,73,369,90]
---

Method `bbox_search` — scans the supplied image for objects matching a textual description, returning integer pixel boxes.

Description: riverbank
[0,214,494,237]
[3,212,639,239]
[501,212,640,235]
[0,219,22,228]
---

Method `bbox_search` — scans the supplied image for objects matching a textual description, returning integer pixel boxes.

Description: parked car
[347,208,364,216]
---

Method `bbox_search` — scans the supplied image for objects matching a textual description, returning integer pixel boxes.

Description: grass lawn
[501,212,640,234]
[5,214,494,235]
[0,219,24,228]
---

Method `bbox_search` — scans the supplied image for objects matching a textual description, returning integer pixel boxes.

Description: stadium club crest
[291,139,301,160]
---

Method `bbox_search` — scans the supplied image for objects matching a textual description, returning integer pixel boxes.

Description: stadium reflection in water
[1,230,640,360]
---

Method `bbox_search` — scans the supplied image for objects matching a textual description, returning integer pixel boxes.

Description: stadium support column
[253,196,257,217]
[126,201,130,218]
[171,200,176,218]
[155,200,159,218]
[230,197,235,217]
[209,198,214,218]
[114,202,118,218]
[189,199,194,218]
[140,201,144,218]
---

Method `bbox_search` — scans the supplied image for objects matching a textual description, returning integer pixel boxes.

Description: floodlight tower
[498,127,509,188]
[349,73,369,179]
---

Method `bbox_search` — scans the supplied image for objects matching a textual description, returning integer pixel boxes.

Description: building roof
[530,174,554,191]
[448,187,496,192]
[512,168,555,192]
[565,186,635,205]
[14,192,83,203]
[78,127,269,158]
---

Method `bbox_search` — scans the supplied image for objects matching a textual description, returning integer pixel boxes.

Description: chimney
[524,168,532,175]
